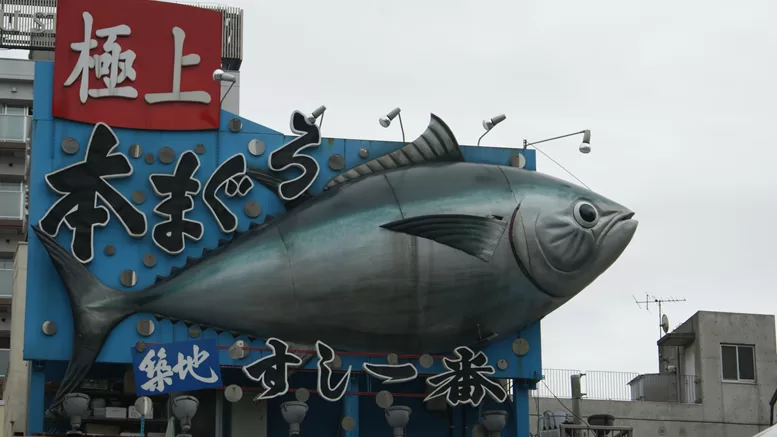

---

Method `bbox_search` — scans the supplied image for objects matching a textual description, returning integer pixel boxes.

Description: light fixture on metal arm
[477,114,506,146]
[379,107,405,143]
[523,129,592,154]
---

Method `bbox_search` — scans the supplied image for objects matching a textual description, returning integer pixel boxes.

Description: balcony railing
[0,349,9,378]
[529,368,700,404]
[0,114,31,144]
[0,183,24,220]
[0,265,12,299]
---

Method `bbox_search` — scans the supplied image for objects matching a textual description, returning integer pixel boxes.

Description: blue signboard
[24,59,547,437]
[131,338,222,396]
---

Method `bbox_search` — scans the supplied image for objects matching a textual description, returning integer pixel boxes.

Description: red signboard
[52,0,222,131]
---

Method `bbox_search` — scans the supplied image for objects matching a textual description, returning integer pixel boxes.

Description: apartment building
[529,311,777,437]
[0,57,32,383]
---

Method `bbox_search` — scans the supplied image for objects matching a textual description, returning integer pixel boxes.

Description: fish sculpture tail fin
[31,226,139,418]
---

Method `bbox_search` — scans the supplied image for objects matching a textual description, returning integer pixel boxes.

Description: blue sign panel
[131,338,222,395]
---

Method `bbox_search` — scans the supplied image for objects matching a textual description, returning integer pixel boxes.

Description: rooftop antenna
[634,294,686,339]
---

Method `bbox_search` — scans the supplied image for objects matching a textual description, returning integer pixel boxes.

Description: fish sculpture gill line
[33,114,638,416]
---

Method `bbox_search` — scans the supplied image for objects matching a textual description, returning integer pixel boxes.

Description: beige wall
[3,243,28,437]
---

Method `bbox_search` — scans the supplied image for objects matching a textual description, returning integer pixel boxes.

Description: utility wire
[530,145,591,190]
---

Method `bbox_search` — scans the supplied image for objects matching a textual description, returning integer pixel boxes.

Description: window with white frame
[0,182,23,219]
[721,344,755,382]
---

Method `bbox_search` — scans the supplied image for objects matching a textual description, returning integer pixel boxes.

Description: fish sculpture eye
[573,200,599,229]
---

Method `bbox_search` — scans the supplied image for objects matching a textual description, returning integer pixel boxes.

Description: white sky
[7,0,777,375]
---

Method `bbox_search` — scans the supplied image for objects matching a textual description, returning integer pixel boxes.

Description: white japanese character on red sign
[145,27,211,105]
[64,11,138,103]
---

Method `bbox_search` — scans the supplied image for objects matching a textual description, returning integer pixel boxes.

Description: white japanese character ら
[145,27,211,105]
[171,344,219,384]
[139,348,174,393]
[63,11,138,104]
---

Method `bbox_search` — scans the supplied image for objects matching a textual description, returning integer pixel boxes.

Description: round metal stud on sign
[512,338,529,356]
[142,253,157,268]
[137,319,155,337]
[61,137,79,155]
[144,153,155,165]
[135,397,153,417]
[359,148,369,158]
[229,118,242,132]
[244,200,262,218]
[188,325,201,338]
[248,139,265,156]
[42,321,57,336]
[419,354,434,368]
[658,426,667,436]
[159,147,175,164]
[295,388,310,403]
[225,384,243,403]
[129,144,143,159]
[509,153,526,169]
[497,359,509,370]
[328,154,345,171]
[376,391,394,409]
[135,341,147,353]
[387,353,399,365]
[229,340,248,360]
[120,270,138,288]
[195,144,206,155]
[104,244,116,256]
[132,191,145,205]
[341,417,356,431]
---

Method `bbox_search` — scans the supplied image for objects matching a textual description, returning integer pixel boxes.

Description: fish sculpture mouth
[511,206,638,299]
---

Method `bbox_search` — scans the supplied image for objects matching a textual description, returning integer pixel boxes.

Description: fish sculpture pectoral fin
[31,226,140,417]
[380,214,507,262]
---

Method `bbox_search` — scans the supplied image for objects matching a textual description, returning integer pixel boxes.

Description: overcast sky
[6,0,776,375]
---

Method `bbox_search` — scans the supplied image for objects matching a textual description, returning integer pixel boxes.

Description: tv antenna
[634,294,686,338]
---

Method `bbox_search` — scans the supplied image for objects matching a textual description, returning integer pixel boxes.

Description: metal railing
[0,114,30,143]
[528,368,700,404]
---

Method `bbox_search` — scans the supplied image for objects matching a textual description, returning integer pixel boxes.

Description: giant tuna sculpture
[34,114,637,415]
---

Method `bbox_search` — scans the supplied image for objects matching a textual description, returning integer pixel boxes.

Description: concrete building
[529,311,776,437]
[0,57,33,389]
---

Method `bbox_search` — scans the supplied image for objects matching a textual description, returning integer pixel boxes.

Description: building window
[721,344,755,382]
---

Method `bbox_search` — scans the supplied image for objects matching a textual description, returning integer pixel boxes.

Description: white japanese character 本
[172,344,219,383]
[139,348,174,393]
[63,11,138,104]
[145,27,211,105]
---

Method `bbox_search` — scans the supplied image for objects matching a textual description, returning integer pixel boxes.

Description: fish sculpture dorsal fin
[324,114,464,190]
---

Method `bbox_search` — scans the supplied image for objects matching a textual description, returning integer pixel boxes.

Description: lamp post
[477,114,506,146]
[523,129,592,154]
[379,107,405,143]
